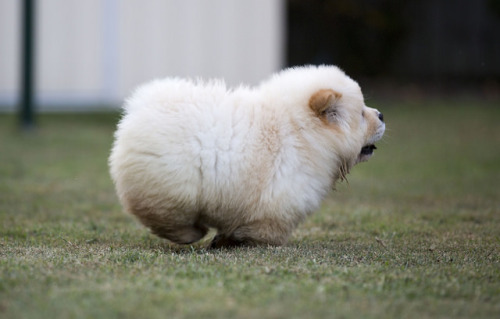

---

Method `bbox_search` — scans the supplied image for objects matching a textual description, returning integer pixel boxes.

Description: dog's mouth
[357,123,385,164]
[360,144,377,155]
[357,144,377,163]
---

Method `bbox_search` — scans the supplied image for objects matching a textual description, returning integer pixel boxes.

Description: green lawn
[1,98,499,318]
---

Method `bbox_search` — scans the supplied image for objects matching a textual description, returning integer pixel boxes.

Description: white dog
[109,65,385,248]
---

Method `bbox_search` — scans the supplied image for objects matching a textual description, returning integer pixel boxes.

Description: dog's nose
[378,112,384,122]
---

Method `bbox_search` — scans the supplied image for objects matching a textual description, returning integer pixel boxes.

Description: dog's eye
[326,109,338,118]
[361,110,365,117]
[321,108,336,118]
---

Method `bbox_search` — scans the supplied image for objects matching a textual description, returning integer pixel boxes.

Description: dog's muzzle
[357,113,385,163]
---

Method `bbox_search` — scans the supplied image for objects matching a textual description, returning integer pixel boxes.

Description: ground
[0,97,499,318]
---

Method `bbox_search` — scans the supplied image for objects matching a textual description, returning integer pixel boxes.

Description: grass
[1,98,499,318]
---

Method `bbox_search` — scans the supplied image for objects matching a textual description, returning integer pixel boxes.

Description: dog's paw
[208,234,247,249]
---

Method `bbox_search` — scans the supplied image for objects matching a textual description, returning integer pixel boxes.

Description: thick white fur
[109,65,385,247]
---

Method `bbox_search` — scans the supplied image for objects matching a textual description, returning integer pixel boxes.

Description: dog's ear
[309,89,342,117]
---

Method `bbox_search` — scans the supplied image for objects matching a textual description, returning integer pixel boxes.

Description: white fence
[0,0,284,111]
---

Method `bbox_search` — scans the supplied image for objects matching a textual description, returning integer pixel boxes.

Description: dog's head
[260,65,385,179]
[308,87,385,165]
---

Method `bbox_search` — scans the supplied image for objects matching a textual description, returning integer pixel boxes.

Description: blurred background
[0,0,283,111]
[1,0,499,112]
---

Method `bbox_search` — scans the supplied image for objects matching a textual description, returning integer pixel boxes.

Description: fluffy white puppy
[109,65,385,248]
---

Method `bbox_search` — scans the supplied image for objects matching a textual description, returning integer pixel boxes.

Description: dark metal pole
[20,0,36,130]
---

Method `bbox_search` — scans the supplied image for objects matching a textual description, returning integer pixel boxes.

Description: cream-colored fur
[109,65,385,248]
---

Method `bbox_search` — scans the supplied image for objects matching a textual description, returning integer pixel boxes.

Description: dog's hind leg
[129,204,208,245]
